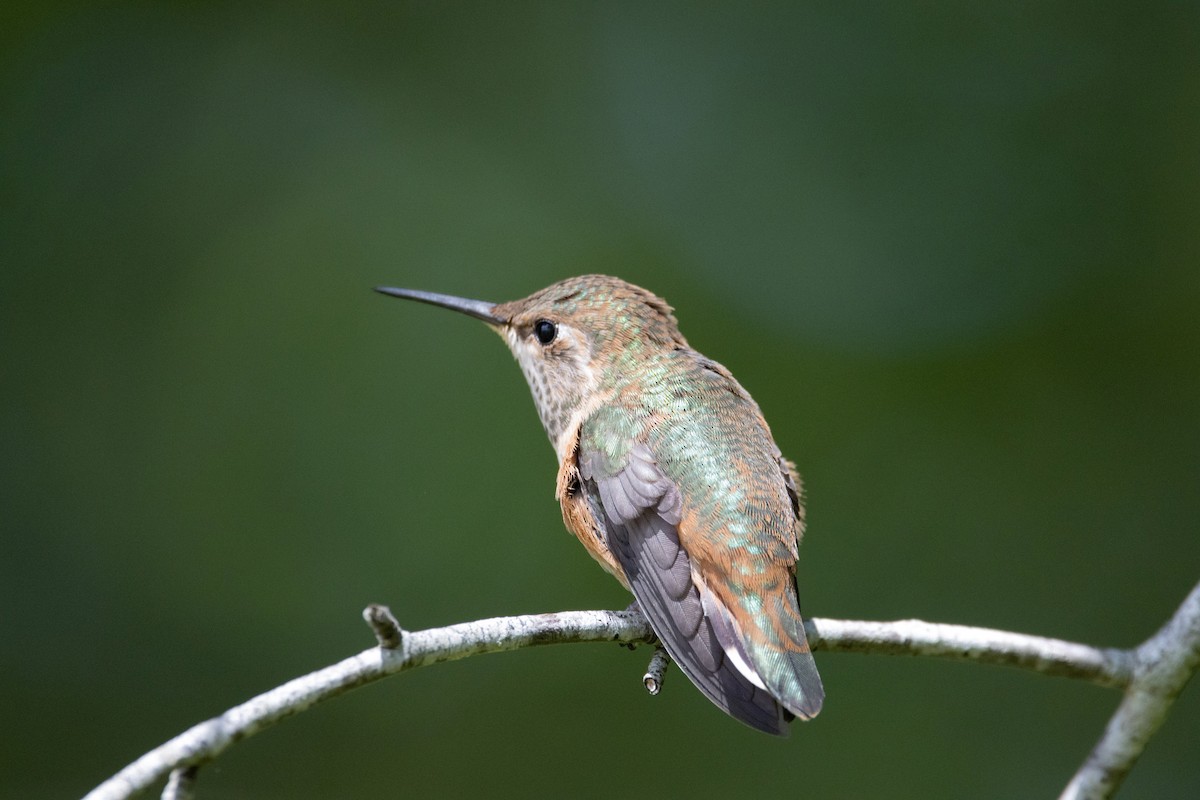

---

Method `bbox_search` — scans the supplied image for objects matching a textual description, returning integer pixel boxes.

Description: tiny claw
[620,600,659,646]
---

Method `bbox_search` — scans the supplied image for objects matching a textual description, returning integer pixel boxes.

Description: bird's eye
[533,319,557,345]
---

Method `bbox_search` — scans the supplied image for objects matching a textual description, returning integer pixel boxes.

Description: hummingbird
[376,275,823,734]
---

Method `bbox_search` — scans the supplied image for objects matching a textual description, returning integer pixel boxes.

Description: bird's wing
[578,440,792,735]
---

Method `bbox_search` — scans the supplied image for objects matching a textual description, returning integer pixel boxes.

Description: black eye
[533,319,557,345]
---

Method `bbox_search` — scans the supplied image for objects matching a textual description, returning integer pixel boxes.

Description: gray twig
[643,646,671,695]
[1060,581,1200,799]
[363,604,405,650]
[160,767,196,800]
[82,583,1200,800]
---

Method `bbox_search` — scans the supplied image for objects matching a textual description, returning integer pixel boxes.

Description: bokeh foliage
[2,3,1198,798]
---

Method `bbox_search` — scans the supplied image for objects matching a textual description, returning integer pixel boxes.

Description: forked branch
[1060,580,1200,799]
[83,580,1200,800]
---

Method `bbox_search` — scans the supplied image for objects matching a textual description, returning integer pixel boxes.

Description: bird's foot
[618,600,658,649]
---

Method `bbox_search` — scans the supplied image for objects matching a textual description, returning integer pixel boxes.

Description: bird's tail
[699,577,824,722]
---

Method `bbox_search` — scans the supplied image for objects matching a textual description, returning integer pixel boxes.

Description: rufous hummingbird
[376,275,823,734]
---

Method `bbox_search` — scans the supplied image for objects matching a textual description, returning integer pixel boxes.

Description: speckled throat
[504,324,598,447]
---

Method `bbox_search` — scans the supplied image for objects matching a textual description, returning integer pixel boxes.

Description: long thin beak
[374,286,506,326]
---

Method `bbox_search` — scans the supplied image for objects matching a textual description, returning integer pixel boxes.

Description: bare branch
[809,618,1136,689]
[643,646,671,695]
[159,767,196,800]
[83,596,1196,800]
[84,609,651,800]
[362,604,404,649]
[1060,581,1200,799]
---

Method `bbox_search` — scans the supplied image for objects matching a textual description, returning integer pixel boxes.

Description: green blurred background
[3,3,1198,798]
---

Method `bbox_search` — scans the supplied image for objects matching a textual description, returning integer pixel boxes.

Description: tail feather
[747,593,824,720]
[609,511,792,734]
[698,576,824,721]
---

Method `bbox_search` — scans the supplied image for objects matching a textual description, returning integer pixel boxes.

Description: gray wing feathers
[589,444,681,527]
[582,444,790,735]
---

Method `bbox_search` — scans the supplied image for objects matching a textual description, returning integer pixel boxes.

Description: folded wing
[579,442,794,735]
